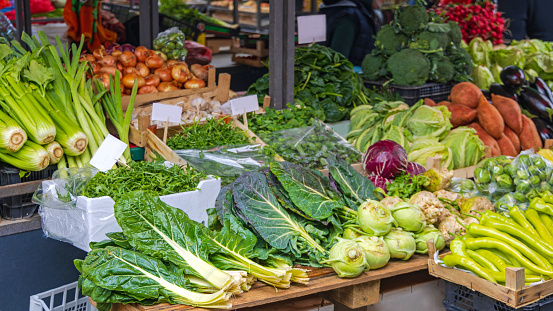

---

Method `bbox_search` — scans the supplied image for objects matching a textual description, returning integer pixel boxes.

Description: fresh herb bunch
[167,118,251,150]
[385,172,429,200]
[82,161,206,201]
[260,121,361,169]
[246,104,325,136]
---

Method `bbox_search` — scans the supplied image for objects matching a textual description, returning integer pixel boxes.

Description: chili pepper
[467,249,500,272]
[475,249,507,272]
[530,197,553,216]
[509,206,540,237]
[489,249,515,266]
[525,209,553,246]
[540,191,553,205]
[450,238,470,257]
[539,213,553,238]
[443,254,497,283]
[465,237,553,276]
[488,271,546,284]
[480,210,520,228]
[466,223,553,270]
[481,217,553,259]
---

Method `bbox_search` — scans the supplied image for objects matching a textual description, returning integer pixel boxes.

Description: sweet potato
[491,94,522,134]
[437,101,452,107]
[520,115,543,150]
[467,122,501,156]
[497,134,518,156]
[424,98,436,106]
[448,104,477,127]
[477,95,504,139]
[450,82,482,109]
[503,126,521,152]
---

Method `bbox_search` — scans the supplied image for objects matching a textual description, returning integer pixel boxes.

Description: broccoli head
[397,5,429,34]
[447,45,473,80]
[375,24,410,56]
[387,49,430,86]
[361,54,387,80]
[429,55,455,83]
[447,21,462,46]
[411,30,449,51]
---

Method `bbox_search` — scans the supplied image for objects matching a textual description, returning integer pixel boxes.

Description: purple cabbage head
[106,43,121,54]
[406,162,426,176]
[368,175,391,193]
[120,44,135,53]
[362,140,408,179]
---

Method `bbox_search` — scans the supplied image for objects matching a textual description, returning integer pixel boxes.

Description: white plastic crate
[29,281,97,311]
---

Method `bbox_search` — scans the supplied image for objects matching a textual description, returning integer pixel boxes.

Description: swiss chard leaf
[270,161,345,220]
[327,155,377,208]
[232,172,327,260]
[215,184,233,225]
[106,232,133,250]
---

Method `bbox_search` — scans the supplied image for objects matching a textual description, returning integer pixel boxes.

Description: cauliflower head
[387,49,430,86]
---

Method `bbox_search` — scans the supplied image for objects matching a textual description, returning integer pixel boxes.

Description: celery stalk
[0,141,49,171]
[0,109,27,152]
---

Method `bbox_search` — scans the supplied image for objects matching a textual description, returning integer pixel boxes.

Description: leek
[0,141,49,171]
[45,141,63,165]
[0,109,26,152]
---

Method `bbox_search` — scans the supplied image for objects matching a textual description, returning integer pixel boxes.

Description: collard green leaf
[270,161,344,220]
[232,172,327,258]
[106,232,132,249]
[327,155,377,207]
[215,184,233,225]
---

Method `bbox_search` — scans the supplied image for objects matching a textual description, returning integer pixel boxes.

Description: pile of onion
[81,45,212,95]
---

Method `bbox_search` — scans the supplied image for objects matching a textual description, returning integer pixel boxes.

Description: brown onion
[122,73,145,89]
[134,46,151,62]
[172,64,189,83]
[190,64,210,81]
[144,74,161,87]
[136,62,150,77]
[111,49,122,59]
[94,73,110,89]
[83,54,96,62]
[124,88,132,95]
[122,67,139,76]
[156,68,173,82]
[154,51,167,61]
[138,85,159,94]
[116,62,124,71]
[157,81,179,92]
[93,48,106,60]
[89,61,101,74]
[100,55,116,67]
[184,78,206,89]
[120,51,137,67]
[145,55,164,69]
[99,66,122,78]
[166,60,179,68]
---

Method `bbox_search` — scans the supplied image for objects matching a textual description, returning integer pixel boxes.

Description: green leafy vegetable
[327,155,378,207]
[167,118,251,150]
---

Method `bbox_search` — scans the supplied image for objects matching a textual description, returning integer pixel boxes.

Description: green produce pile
[347,100,485,169]
[159,0,236,28]
[361,4,472,86]
[247,44,399,122]
[167,118,251,150]
[472,153,553,210]
[77,156,451,310]
[467,38,553,90]
[443,204,553,285]
[153,29,188,61]
[259,119,361,169]
[82,161,206,201]
[245,104,325,137]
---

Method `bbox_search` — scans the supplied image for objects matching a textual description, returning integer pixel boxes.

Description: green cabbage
[472,65,496,90]
[407,105,452,140]
[441,127,485,169]
[407,138,453,170]
[381,124,411,153]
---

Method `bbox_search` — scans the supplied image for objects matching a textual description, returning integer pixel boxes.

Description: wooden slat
[145,130,188,166]
[324,280,380,308]
[108,255,429,311]
[122,87,219,110]
[0,180,42,198]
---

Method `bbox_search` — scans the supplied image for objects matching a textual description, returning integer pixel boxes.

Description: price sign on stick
[90,134,128,172]
[230,95,260,116]
[297,15,326,45]
[152,103,183,143]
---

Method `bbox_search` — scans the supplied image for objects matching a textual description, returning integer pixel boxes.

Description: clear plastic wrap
[447,178,479,198]
[174,144,273,185]
[259,119,361,169]
[152,27,187,61]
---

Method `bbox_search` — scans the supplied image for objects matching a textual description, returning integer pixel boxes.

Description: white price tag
[230,95,260,116]
[89,135,128,172]
[297,15,326,45]
[151,103,183,123]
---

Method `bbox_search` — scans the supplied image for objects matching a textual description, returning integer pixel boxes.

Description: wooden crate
[426,240,553,309]
[91,254,430,311]
[231,39,268,68]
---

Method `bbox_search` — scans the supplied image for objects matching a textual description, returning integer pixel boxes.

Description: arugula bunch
[167,118,251,150]
[246,103,325,136]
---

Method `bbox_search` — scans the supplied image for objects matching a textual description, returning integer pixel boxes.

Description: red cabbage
[106,43,121,54]
[406,162,426,176]
[362,140,407,179]
[368,175,390,192]
[120,44,135,53]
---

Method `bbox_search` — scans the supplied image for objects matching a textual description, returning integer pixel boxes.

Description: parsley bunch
[385,172,429,200]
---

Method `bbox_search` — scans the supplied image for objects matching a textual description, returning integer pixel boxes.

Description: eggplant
[532,117,553,144]
[500,66,526,89]
[481,89,491,100]
[530,77,553,104]
[519,86,553,123]
[489,83,518,101]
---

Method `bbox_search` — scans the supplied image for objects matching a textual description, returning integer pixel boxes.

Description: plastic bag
[472,150,553,211]
[259,119,361,169]
[174,144,273,185]
[153,27,187,61]
[447,178,479,198]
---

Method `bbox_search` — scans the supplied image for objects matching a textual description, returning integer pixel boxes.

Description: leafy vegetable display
[82,161,206,201]
[245,103,325,137]
[361,3,472,85]
[260,119,361,169]
[247,44,395,122]
[159,0,236,28]
[167,118,251,150]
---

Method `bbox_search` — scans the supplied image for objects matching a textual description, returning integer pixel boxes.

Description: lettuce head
[407,105,452,140]
[491,47,525,69]
[407,138,453,170]
[441,127,485,169]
